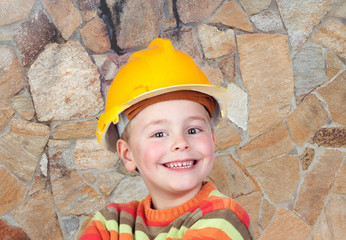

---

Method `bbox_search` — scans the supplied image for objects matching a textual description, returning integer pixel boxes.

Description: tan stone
[260,207,311,240]
[333,162,346,194]
[214,119,242,150]
[277,0,337,49]
[29,175,47,195]
[49,142,106,216]
[82,172,97,184]
[28,41,104,121]
[93,54,118,81]
[163,18,177,31]
[227,83,248,130]
[294,149,343,226]
[0,120,49,181]
[238,34,294,137]
[324,194,346,239]
[12,190,64,240]
[210,0,253,32]
[41,0,83,40]
[208,154,259,198]
[9,91,35,120]
[112,176,149,203]
[97,171,124,196]
[0,45,26,99]
[300,147,315,171]
[312,18,346,58]
[310,127,346,147]
[331,1,346,18]
[200,64,223,86]
[0,167,27,215]
[252,155,300,203]
[54,119,98,139]
[318,72,346,125]
[0,101,14,131]
[235,191,262,240]
[326,51,344,80]
[218,53,235,83]
[0,219,30,240]
[73,139,118,170]
[77,0,100,10]
[80,16,111,53]
[236,122,294,167]
[259,199,276,229]
[82,10,97,21]
[286,94,328,146]
[239,0,271,15]
[177,0,223,23]
[111,0,164,49]
[197,24,236,59]
[0,0,34,26]
[311,209,333,240]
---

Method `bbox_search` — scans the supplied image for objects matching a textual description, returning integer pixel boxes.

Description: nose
[171,133,190,151]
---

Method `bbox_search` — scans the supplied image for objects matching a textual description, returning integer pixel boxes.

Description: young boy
[80,38,252,240]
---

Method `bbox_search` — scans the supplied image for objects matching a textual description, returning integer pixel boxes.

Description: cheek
[141,141,167,164]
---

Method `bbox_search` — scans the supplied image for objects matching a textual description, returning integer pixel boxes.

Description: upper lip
[161,159,197,165]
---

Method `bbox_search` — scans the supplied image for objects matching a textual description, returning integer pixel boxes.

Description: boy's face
[117,100,215,206]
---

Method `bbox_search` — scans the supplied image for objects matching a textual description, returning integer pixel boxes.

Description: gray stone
[62,218,80,238]
[250,10,285,32]
[9,91,35,120]
[28,41,104,121]
[239,0,271,15]
[112,177,148,203]
[13,11,56,66]
[292,47,327,99]
[97,171,124,196]
[227,83,248,131]
[0,0,34,26]
[276,0,337,49]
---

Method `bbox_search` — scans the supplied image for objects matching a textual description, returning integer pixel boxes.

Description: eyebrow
[143,115,209,130]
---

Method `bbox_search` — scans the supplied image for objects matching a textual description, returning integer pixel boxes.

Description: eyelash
[187,128,200,134]
[151,128,201,138]
[152,132,167,138]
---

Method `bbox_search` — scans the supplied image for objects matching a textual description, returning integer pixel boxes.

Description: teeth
[165,161,194,169]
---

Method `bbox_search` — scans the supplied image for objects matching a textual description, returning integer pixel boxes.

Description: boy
[80,38,252,239]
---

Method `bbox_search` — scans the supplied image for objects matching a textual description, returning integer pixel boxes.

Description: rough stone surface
[300,147,315,171]
[200,64,223,86]
[53,119,98,139]
[218,53,235,83]
[62,217,80,239]
[49,141,106,216]
[13,11,56,66]
[0,120,49,181]
[93,54,118,81]
[311,209,333,240]
[227,83,248,130]
[29,174,46,195]
[326,51,344,80]
[0,29,12,41]
[82,172,97,184]
[9,90,35,120]
[80,16,111,53]
[112,176,149,203]
[250,10,285,32]
[197,24,236,59]
[236,122,294,167]
[286,94,328,146]
[40,153,48,177]
[177,0,223,23]
[294,149,343,226]
[331,1,346,18]
[333,162,346,194]
[110,0,164,49]
[28,41,104,121]
[312,18,346,58]
[0,0,34,26]
[259,199,276,229]
[0,219,30,240]
[277,0,337,49]
[310,127,346,148]
[239,0,271,15]
[73,139,118,170]
[318,72,346,124]
[210,0,253,32]
[77,0,100,10]
[82,10,97,21]
[97,171,124,196]
[208,154,258,198]
[292,47,327,99]
[252,155,300,203]
[260,207,311,240]
[41,0,83,40]
[12,190,64,240]
[0,167,27,215]
[214,119,242,150]
[0,45,26,99]
[0,101,14,131]
[238,34,294,136]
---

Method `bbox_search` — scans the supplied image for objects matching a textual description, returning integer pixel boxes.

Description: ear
[212,130,216,144]
[117,139,137,172]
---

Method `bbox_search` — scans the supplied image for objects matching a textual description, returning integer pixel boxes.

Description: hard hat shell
[97,38,231,152]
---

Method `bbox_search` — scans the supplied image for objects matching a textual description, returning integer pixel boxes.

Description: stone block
[112,176,148,203]
[250,11,284,32]
[0,101,14,131]
[239,0,271,15]
[0,219,30,240]
[0,0,34,26]
[9,90,35,120]
[53,119,98,139]
[227,83,248,131]
[333,162,346,194]
[310,127,346,147]
[177,0,222,23]
[97,171,124,196]
[214,119,242,150]
[300,147,315,171]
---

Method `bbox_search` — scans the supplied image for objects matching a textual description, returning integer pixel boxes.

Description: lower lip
[162,160,198,172]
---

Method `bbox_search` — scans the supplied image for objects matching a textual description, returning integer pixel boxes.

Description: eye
[153,132,167,138]
[187,128,200,134]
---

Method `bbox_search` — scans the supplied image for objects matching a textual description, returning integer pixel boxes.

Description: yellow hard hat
[97,38,231,152]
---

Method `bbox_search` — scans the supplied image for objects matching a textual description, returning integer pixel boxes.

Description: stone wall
[0,0,345,239]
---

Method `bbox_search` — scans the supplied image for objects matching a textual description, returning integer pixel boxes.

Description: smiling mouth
[163,160,197,169]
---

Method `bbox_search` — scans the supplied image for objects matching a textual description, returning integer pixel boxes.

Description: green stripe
[208,189,227,198]
[119,223,133,235]
[191,218,244,240]
[134,230,150,240]
[154,226,186,240]
[93,211,119,232]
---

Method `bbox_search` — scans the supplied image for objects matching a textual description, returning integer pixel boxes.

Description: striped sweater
[80,182,252,240]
